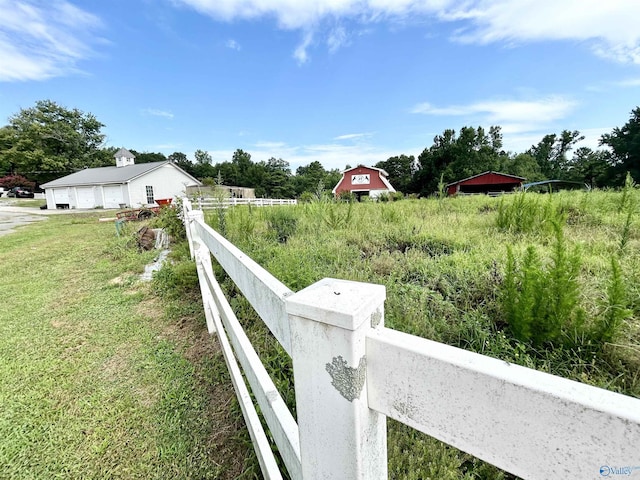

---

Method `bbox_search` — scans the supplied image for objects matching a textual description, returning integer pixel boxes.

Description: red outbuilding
[332,165,396,199]
[446,171,525,196]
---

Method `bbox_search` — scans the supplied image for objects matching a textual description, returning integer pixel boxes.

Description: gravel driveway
[0,205,91,237]
[0,210,46,236]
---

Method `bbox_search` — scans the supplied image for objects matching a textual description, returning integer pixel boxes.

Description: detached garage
[41,148,201,210]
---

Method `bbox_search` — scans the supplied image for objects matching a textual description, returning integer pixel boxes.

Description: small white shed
[41,148,201,209]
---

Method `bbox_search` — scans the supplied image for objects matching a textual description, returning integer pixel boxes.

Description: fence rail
[182,198,640,480]
[196,197,297,209]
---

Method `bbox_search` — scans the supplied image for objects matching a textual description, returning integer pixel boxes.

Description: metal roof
[446,171,526,187]
[41,161,184,188]
[340,165,391,177]
[522,180,589,190]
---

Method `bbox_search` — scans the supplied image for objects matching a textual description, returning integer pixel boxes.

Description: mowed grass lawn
[0,213,251,479]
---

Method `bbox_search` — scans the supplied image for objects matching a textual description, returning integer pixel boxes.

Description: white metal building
[41,148,201,209]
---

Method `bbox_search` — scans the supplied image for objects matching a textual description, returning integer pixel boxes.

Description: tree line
[1,100,639,197]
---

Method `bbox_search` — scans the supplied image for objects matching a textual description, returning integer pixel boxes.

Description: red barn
[446,171,525,196]
[332,165,396,199]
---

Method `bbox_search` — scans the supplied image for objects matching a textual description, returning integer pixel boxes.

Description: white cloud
[225,39,241,50]
[615,78,640,87]
[254,141,287,149]
[142,108,175,119]
[334,132,373,140]
[327,26,349,53]
[174,0,640,64]
[153,143,182,151]
[502,126,612,155]
[412,96,577,134]
[0,0,103,81]
[198,139,407,171]
[447,0,640,64]
[293,30,314,64]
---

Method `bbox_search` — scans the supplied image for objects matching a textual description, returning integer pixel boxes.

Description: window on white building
[145,186,154,204]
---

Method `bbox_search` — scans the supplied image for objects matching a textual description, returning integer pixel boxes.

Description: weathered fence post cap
[286,278,385,331]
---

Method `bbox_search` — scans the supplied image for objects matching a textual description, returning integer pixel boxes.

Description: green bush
[501,222,585,347]
[337,190,356,203]
[152,257,199,297]
[592,255,631,344]
[149,201,186,240]
[298,191,314,203]
[266,208,298,243]
[496,192,563,234]
[322,202,353,229]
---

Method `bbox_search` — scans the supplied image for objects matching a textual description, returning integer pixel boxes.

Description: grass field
[2,188,639,479]
[0,213,253,479]
[195,188,640,479]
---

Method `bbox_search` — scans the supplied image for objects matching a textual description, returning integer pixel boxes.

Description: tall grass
[202,190,640,479]
[501,222,585,347]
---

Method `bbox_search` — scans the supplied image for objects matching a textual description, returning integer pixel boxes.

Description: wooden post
[286,278,387,480]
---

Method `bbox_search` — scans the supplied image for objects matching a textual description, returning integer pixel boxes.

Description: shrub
[149,201,186,240]
[501,222,584,347]
[496,191,563,234]
[592,256,631,344]
[0,174,35,190]
[266,208,298,243]
[322,202,353,229]
[152,259,199,297]
[298,191,315,203]
[337,190,356,203]
[391,191,405,201]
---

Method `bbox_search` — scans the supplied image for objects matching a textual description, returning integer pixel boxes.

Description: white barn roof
[41,161,200,188]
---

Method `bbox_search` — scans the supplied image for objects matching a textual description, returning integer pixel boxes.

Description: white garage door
[76,187,95,209]
[53,188,69,205]
[103,185,124,209]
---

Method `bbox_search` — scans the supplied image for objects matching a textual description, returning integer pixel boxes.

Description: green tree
[600,107,640,184]
[375,154,416,193]
[168,151,195,176]
[194,149,212,165]
[0,126,14,176]
[192,150,216,179]
[294,161,333,196]
[130,151,167,164]
[527,130,584,179]
[411,126,506,195]
[0,100,106,184]
[261,157,294,198]
[499,153,543,182]
[566,147,612,188]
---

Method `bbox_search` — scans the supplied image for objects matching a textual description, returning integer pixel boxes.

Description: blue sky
[1,0,639,172]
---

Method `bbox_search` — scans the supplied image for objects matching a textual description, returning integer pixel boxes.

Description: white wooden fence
[182,198,640,480]
[196,197,297,209]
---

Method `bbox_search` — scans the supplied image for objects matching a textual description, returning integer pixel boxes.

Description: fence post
[185,208,204,260]
[286,278,387,480]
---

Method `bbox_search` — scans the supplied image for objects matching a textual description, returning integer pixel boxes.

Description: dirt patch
[184,327,219,364]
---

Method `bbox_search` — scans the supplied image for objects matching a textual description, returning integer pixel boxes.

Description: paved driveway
[0,209,47,237]
[0,205,102,237]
